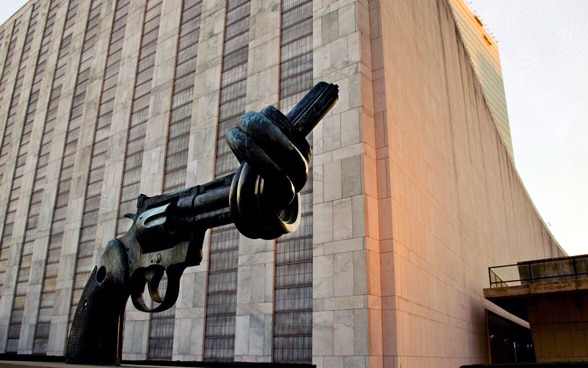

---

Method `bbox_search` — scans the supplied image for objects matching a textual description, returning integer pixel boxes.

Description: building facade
[0,0,563,367]
[447,0,514,160]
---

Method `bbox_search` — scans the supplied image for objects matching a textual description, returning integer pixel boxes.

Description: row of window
[33,0,62,338]
[0,0,316,361]
[274,0,314,362]
[204,0,252,360]
[150,0,204,360]
[5,1,43,354]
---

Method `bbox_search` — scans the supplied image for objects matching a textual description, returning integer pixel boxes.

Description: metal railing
[489,254,588,288]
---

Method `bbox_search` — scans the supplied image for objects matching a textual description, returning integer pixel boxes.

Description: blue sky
[1,1,586,256]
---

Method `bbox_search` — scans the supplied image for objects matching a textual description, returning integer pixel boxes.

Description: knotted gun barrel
[65,82,338,365]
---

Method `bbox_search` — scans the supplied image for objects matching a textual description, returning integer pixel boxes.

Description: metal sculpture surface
[65,82,339,365]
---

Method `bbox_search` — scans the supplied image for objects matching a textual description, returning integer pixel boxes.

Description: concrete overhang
[484,278,588,320]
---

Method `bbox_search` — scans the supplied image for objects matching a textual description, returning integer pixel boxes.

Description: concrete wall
[528,295,588,362]
[309,0,563,367]
[375,0,563,367]
[310,0,381,366]
[518,256,588,284]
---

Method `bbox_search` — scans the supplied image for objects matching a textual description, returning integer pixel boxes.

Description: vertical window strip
[0,29,5,55]
[148,300,174,360]
[55,0,127,348]
[43,4,82,324]
[74,1,131,314]
[0,13,24,300]
[117,0,163,359]
[4,2,42,353]
[203,0,250,362]
[273,0,313,363]
[29,1,67,353]
[62,0,106,324]
[0,16,22,112]
[0,15,23,188]
[204,227,239,361]
[163,0,201,193]
[147,0,203,361]
[117,0,163,237]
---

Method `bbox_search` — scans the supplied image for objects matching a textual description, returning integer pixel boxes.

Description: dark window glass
[204,0,250,361]
[273,0,313,363]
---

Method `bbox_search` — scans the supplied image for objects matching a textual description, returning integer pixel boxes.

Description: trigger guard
[130,266,183,313]
[147,267,165,303]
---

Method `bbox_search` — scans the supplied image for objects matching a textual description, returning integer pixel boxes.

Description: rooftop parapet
[485,255,588,363]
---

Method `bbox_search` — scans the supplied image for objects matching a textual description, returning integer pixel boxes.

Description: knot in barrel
[225,106,311,240]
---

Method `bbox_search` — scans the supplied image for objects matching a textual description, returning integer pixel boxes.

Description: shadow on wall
[486,310,535,364]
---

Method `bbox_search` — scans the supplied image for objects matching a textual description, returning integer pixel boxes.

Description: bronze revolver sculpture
[65,82,338,364]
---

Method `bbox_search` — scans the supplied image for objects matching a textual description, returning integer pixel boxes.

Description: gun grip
[66,240,130,365]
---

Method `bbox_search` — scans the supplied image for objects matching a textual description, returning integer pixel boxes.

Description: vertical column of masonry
[160,0,203,361]
[0,29,6,77]
[65,0,113,331]
[367,1,387,367]
[0,15,24,155]
[92,0,139,262]
[52,0,107,348]
[0,21,8,275]
[117,0,162,360]
[272,0,314,363]
[2,1,45,354]
[77,0,130,318]
[94,0,147,360]
[162,0,202,194]
[22,1,71,355]
[311,0,381,367]
[45,0,93,355]
[172,0,227,360]
[0,3,40,353]
[0,19,4,207]
[0,18,6,252]
[143,0,181,361]
[232,0,279,362]
[14,0,63,355]
[116,0,162,234]
[203,0,250,361]
[0,16,25,323]
[82,0,131,279]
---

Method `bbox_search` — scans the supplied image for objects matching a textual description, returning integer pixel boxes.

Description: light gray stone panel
[313,311,334,356]
[314,254,334,299]
[353,308,369,356]
[333,198,353,241]
[0,13,32,273]
[334,251,355,297]
[0,11,29,157]
[172,0,227,359]
[101,0,147,360]
[334,309,354,355]
[341,155,362,197]
[235,314,273,362]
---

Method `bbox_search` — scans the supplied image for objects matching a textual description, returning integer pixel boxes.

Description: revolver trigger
[146,267,165,303]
